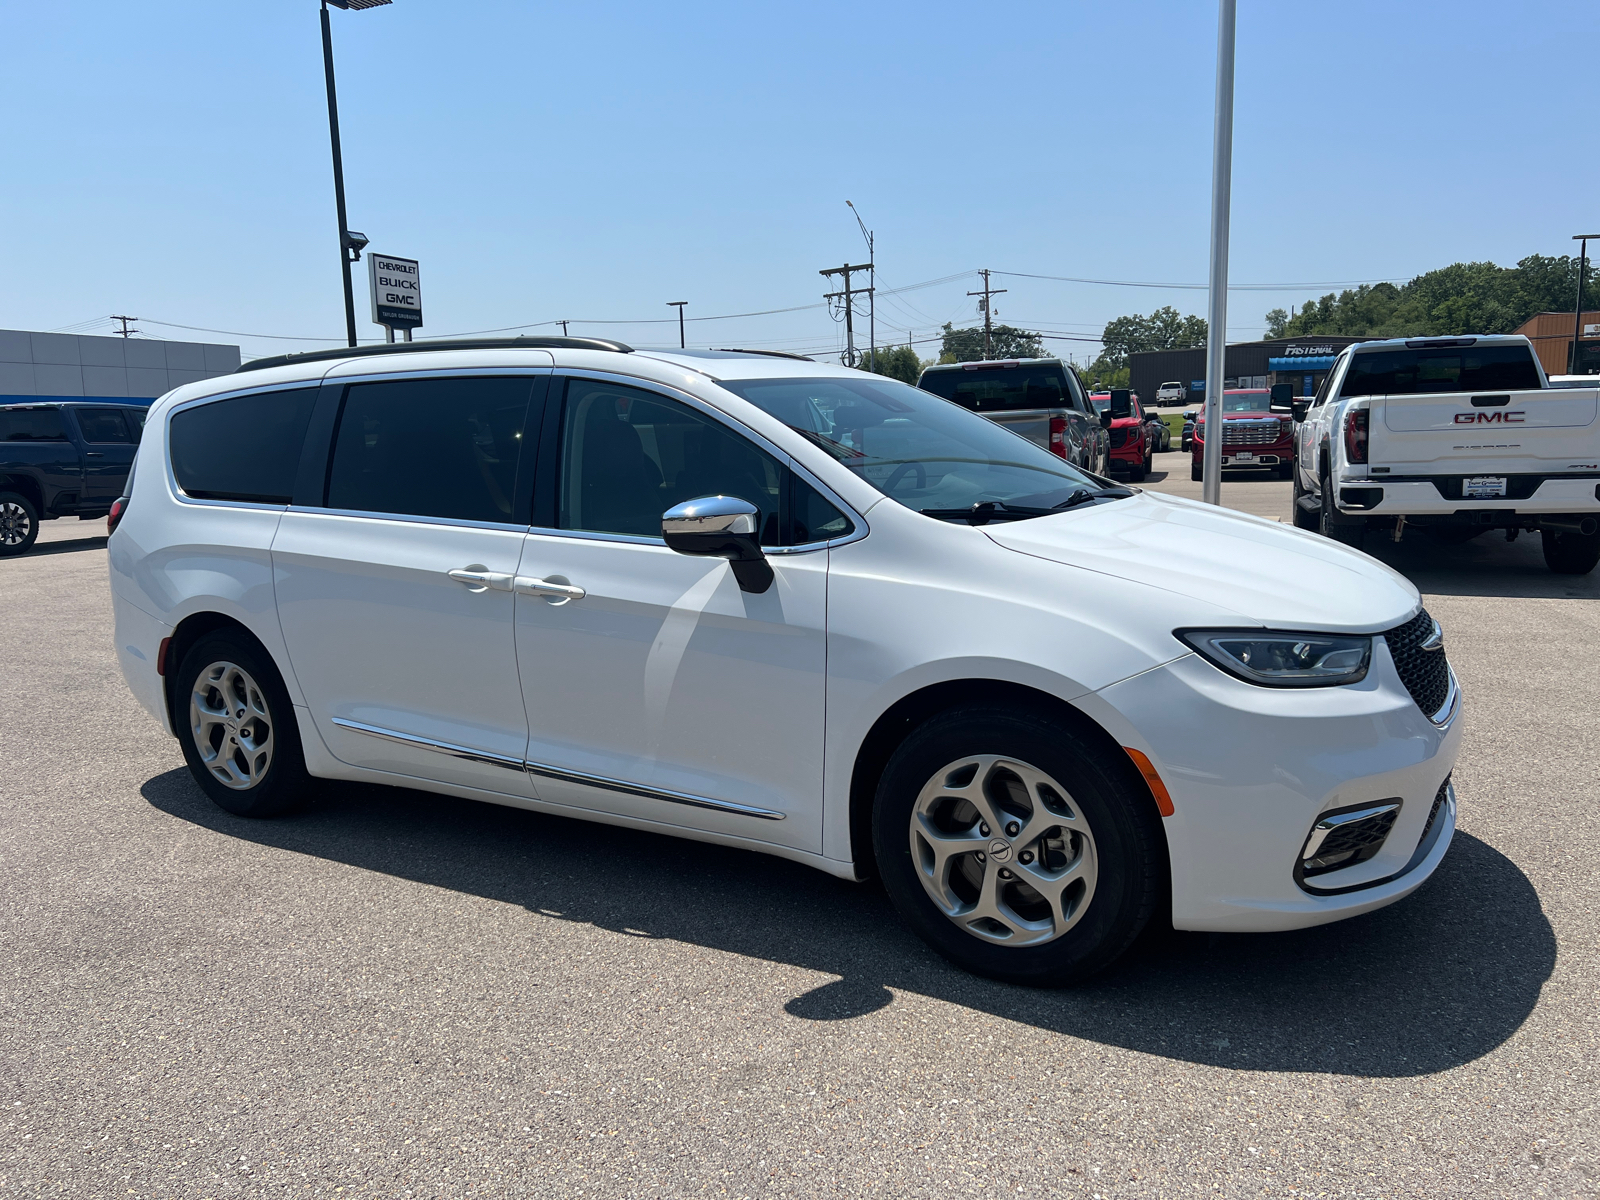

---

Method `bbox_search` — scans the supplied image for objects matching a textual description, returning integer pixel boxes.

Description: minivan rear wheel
[175,633,312,817]
[873,707,1162,986]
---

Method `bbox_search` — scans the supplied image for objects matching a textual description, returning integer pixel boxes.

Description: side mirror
[1291,399,1310,422]
[661,496,773,594]
[1099,408,1113,429]
[1270,382,1294,410]
[1109,389,1132,419]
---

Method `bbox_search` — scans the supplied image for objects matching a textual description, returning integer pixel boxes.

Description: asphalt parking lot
[3,462,1597,1199]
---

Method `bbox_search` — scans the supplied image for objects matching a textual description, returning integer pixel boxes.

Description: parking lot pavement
[2,515,1596,1198]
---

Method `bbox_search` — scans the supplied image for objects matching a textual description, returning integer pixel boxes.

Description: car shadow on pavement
[143,768,1553,1079]
[15,535,108,557]
[1361,533,1600,601]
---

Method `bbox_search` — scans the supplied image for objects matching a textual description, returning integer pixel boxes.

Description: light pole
[668,301,687,348]
[1572,234,1600,374]
[847,201,875,373]
[1201,0,1236,506]
[320,0,389,348]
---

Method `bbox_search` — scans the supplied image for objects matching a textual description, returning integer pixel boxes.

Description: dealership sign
[368,253,422,329]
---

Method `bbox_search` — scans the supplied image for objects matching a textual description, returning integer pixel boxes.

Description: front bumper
[1082,637,1462,932]
[1192,438,1294,468]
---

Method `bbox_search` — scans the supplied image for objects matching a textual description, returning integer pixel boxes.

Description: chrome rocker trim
[331,717,785,820]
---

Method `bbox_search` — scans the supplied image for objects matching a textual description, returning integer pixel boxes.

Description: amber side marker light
[1123,746,1175,817]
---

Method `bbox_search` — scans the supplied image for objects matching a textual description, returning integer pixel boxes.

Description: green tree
[856,344,924,384]
[1098,305,1208,369]
[1265,254,1600,340]
[937,322,1045,363]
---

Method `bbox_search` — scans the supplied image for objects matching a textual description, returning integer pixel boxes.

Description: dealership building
[1129,335,1369,405]
[1,328,241,407]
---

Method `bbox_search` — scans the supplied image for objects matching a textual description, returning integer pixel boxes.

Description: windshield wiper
[921,488,1134,526]
[1052,486,1134,510]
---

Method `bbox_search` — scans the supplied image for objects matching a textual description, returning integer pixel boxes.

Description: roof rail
[235,335,634,374]
[706,348,815,361]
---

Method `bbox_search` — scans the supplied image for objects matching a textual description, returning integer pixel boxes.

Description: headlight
[1179,629,1371,687]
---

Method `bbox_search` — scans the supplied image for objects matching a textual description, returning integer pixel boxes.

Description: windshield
[1221,390,1271,412]
[1341,345,1541,396]
[717,374,1108,519]
[917,364,1071,412]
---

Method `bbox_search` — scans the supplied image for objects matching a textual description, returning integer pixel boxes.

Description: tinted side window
[1064,368,1092,413]
[792,476,853,544]
[559,379,782,543]
[0,408,68,441]
[919,367,1070,412]
[326,377,533,522]
[170,388,318,503]
[76,407,133,443]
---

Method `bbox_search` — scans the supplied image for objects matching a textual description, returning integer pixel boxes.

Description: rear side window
[1341,345,1542,397]
[0,408,68,441]
[75,407,134,443]
[919,366,1071,412]
[170,388,319,503]
[326,376,533,522]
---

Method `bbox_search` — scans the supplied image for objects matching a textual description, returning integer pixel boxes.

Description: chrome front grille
[1221,417,1286,446]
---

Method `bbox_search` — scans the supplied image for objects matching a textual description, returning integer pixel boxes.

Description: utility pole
[319,0,386,349]
[667,301,688,349]
[559,320,569,336]
[821,263,872,366]
[847,201,876,372]
[967,269,1007,360]
[1571,234,1599,373]
[110,315,139,339]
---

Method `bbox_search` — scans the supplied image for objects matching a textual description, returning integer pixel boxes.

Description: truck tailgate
[1369,388,1600,473]
[981,409,1051,449]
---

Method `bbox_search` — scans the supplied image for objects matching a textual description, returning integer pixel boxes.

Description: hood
[983,491,1418,632]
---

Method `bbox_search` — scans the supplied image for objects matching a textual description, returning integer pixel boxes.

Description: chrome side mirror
[661,496,773,594]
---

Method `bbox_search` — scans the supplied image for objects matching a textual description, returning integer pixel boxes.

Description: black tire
[872,706,1163,986]
[1542,528,1600,575]
[1318,468,1365,547]
[1129,455,1148,483]
[1190,461,1203,482]
[174,632,312,817]
[1291,469,1318,530]
[1275,460,1295,481]
[0,491,40,557]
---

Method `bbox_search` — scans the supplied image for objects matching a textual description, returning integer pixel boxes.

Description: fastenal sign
[368,253,422,329]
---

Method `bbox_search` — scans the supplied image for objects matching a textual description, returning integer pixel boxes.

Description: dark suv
[0,401,146,555]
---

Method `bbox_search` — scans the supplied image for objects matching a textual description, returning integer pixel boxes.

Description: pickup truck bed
[1294,335,1600,574]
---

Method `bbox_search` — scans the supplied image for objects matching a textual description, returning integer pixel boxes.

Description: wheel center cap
[988,838,1013,864]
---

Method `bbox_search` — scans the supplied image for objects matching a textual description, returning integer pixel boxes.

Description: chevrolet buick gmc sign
[368,253,423,329]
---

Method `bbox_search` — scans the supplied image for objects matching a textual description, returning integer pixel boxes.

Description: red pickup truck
[1090,390,1154,482]
[1189,388,1295,481]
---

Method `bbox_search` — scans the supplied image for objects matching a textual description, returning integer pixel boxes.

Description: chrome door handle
[448,568,515,592]
[514,574,586,603]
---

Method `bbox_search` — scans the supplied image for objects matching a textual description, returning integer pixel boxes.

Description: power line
[992,269,1407,292]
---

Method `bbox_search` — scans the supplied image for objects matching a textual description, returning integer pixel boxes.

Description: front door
[512,376,834,852]
[272,370,547,797]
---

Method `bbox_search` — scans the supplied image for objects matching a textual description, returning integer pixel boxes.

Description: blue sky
[3,1,1595,363]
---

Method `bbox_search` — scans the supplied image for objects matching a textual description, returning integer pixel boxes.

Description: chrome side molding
[330,716,784,820]
[331,717,527,772]
[524,760,786,821]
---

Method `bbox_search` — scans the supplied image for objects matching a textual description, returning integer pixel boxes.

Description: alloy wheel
[0,500,32,546]
[189,660,275,790]
[908,754,1098,947]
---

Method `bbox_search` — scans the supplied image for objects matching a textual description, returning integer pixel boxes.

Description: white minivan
[108,339,1460,984]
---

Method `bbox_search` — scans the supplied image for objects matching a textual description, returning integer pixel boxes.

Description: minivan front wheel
[175,633,311,817]
[873,707,1162,985]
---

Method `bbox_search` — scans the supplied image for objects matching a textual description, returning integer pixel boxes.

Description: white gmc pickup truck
[1292,334,1600,574]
